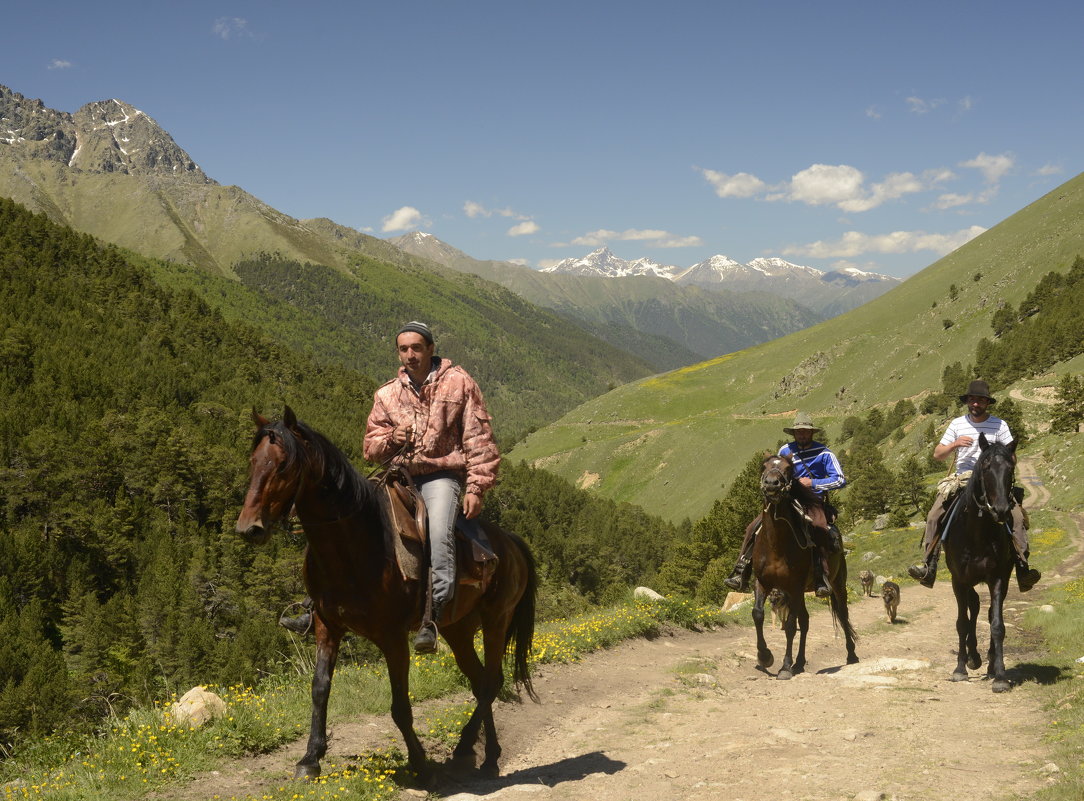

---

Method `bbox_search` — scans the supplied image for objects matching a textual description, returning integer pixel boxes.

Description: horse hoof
[951,671,969,683]
[758,651,775,669]
[479,760,500,779]
[293,763,321,780]
[992,679,1012,694]
[847,654,860,665]
[777,669,793,681]
[967,656,982,671]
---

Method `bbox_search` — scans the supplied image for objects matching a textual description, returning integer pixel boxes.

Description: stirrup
[907,562,936,588]
[413,621,438,654]
[1016,564,1041,592]
[723,556,752,592]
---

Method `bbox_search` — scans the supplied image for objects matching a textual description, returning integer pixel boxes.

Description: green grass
[0,598,725,801]
[1014,511,1084,801]
[510,172,1084,520]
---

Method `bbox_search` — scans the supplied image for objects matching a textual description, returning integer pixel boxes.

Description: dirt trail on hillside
[161,463,1079,801]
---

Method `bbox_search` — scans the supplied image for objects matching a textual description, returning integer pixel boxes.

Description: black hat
[396,321,434,345]
[960,379,996,405]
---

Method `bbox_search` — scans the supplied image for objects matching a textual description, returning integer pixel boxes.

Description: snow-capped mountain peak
[542,247,680,278]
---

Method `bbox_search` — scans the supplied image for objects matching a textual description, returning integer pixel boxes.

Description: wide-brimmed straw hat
[783,413,821,435]
[959,379,996,406]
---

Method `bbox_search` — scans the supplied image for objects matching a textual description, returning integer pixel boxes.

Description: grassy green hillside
[2,155,654,443]
[393,240,824,371]
[509,172,1084,520]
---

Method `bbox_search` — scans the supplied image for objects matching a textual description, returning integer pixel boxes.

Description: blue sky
[4,1,1082,277]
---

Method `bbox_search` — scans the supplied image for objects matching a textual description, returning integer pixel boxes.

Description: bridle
[972,454,1014,523]
[761,456,794,504]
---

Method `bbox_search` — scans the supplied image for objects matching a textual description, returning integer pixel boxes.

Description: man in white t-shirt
[907,380,1040,591]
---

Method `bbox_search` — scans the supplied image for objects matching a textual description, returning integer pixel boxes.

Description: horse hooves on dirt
[967,655,982,670]
[776,669,794,681]
[992,679,1013,693]
[758,651,775,669]
[951,671,969,683]
[847,654,860,665]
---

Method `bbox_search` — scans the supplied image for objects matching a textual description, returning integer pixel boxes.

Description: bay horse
[235,408,537,778]
[942,433,1017,692]
[750,454,858,679]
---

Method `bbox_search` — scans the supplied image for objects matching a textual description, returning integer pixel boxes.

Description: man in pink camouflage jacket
[364,321,500,653]
[278,321,500,652]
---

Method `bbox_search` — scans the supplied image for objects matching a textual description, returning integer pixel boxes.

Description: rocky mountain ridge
[1,85,210,182]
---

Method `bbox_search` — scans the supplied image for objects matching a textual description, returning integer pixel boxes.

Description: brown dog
[859,569,874,596]
[882,580,900,623]
[768,588,788,629]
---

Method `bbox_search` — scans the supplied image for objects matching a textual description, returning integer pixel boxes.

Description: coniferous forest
[0,198,683,749]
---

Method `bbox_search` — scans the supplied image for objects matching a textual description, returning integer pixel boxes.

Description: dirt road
[165,462,1073,801]
[428,576,1061,801]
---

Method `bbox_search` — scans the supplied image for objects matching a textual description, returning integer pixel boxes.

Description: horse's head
[760,454,794,503]
[235,406,310,545]
[971,433,1017,524]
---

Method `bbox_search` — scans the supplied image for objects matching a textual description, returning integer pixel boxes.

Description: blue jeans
[414,471,462,611]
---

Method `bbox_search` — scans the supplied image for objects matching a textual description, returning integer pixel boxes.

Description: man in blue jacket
[723,413,847,598]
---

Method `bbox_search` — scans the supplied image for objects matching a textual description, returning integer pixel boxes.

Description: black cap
[396,321,434,345]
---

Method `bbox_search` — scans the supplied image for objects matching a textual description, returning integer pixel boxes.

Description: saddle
[373,466,498,592]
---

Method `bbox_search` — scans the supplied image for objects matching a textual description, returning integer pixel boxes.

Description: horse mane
[255,418,377,513]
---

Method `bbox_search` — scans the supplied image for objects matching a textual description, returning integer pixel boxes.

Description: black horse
[942,433,1017,692]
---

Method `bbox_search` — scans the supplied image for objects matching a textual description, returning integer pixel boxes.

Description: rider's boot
[413,616,439,654]
[278,598,314,635]
[812,550,832,598]
[907,545,940,588]
[414,577,441,654]
[1015,558,1041,592]
[723,554,753,592]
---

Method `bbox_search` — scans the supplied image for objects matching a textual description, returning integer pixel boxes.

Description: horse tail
[505,531,539,702]
[829,591,859,645]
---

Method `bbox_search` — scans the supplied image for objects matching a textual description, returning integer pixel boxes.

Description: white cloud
[506,258,529,266]
[381,206,428,233]
[958,96,974,114]
[463,200,528,220]
[932,193,974,210]
[788,164,866,207]
[47,59,73,70]
[783,225,987,259]
[906,96,946,114]
[700,168,766,198]
[1035,163,1063,176]
[865,105,882,120]
[212,17,251,40]
[960,152,1014,183]
[537,258,564,269]
[703,161,959,213]
[507,220,539,236]
[567,228,701,248]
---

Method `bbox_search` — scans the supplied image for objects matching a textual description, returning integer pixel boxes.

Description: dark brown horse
[942,433,1017,692]
[750,454,858,679]
[235,408,537,778]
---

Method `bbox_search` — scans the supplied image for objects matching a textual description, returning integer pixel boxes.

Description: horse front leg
[382,636,428,777]
[777,596,805,679]
[752,582,774,670]
[295,622,342,779]
[986,578,1011,693]
[950,581,981,681]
